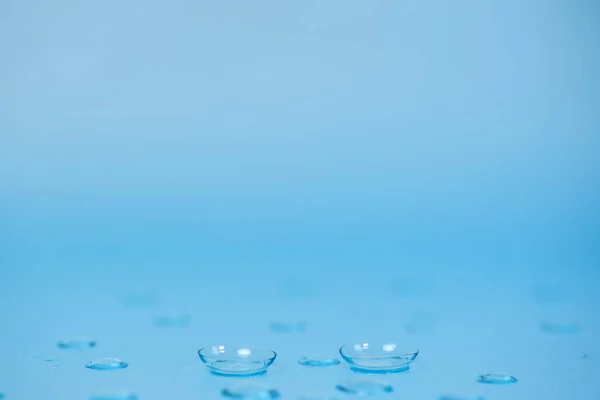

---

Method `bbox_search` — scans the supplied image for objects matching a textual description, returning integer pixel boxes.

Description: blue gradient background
[1,0,599,399]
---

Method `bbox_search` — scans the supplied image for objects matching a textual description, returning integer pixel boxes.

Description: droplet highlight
[336,378,393,395]
[90,394,138,400]
[476,373,517,385]
[154,314,191,328]
[221,383,281,400]
[57,338,97,350]
[85,358,129,371]
[298,355,340,367]
[539,322,581,335]
[269,321,307,333]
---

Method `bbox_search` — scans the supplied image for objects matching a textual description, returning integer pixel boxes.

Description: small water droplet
[221,383,280,400]
[476,373,517,385]
[34,356,61,363]
[90,394,138,400]
[335,378,393,395]
[154,314,191,328]
[539,322,581,335]
[298,355,341,367]
[85,358,129,371]
[269,321,307,333]
[122,292,158,308]
[57,338,97,350]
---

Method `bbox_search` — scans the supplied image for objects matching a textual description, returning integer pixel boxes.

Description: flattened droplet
[85,358,129,371]
[57,338,97,350]
[269,321,307,333]
[539,322,581,335]
[298,355,341,367]
[336,378,393,395]
[122,292,158,308]
[90,394,138,400]
[154,314,191,328]
[476,373,517,385]
[221,383,280,400]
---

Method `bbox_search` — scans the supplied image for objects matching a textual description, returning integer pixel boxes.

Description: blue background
[1,0,599,399]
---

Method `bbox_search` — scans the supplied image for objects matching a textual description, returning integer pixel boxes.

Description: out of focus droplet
[476,373,517,385]
[57,338,97,350]
[85,358,129,371]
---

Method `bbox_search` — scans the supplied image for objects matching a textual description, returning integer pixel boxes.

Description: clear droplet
[539,322,581,335]
[335,378,393,395]
[476,373,517,385]
[122,292,158,308]
[438,396,485,400]
[221,383,280,400]
[34,356,61,363]
[90,394,138,400]
[57,338,97,350]
[298,355,340,367]
[85,358,129,371]
[269,321,307,333]
[154,314,191,328]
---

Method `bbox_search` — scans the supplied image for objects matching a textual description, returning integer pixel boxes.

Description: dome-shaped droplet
[476,373,517,385]
[90,393,138,400]
[154,314,191,328]
[335,378,393,395]
[298,355,340,367]
[539,322,580,335]
[57,338,97,350]
[221,383,280,400]
[85,358,129,371]
[269,321,307,333]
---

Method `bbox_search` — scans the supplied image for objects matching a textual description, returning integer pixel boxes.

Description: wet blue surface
[1,1,600,399]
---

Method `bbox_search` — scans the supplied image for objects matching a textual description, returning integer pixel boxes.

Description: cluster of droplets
[11,280,593,400]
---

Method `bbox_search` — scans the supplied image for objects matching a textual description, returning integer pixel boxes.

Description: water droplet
[476,373,517,385]
[122,292,158,308]
[335,378,393,395]
[34,356,61,363]
[298,355,341,367]
[154,314,191,328]
[221,383,280,400]
[90,394,138,400]
[539,322,581,335]
[85,358,129,371]
[278,279,320,298]
[57,338,97,350]
[269,321,307,333]
[438,396,485,400]
[0,393,4,399]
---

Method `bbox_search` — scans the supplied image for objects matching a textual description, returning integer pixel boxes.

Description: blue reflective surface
[1,1,600,399]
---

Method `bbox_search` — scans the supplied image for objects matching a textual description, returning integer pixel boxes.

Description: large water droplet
[57,338,97,350]
[90,393,138,400]
[221,383,280,400]
[269,321,307,333]
[335,378,393,395]
[298,355,340,367]
[154,314,191,328]
[85,358,129,371]
[539,322,581,335]
[476,373,517,385]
